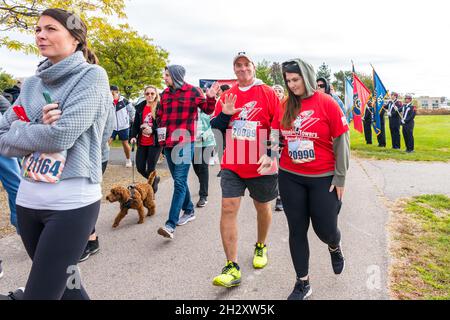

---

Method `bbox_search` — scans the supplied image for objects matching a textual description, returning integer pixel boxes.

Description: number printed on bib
[288,139,316,163]
[157,127,167,142]
[232,120,257,141]
[21,151,66,183]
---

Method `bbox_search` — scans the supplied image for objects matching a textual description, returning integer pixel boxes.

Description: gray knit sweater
[0,51,114,184]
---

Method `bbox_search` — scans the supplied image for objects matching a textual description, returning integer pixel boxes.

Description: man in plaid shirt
[157,65,219,239]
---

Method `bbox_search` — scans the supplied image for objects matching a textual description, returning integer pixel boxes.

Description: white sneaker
[157,226,174,239]
[125,159,132,168]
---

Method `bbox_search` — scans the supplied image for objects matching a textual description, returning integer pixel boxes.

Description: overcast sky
[1,0,449,97]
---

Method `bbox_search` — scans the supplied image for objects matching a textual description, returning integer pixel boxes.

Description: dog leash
[131,141,136,186]
[125,142,137,209]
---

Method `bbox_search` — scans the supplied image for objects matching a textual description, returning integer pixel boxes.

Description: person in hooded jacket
[272,59,350,300]
[316,77,345,115]
[156,65,217,239]
[3,82,21,104]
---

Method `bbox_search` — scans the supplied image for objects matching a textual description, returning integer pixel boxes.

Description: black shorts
[111,128,129,141]
[220,169,278,203]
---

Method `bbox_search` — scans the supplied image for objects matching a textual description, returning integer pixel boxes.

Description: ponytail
[79,45,99,65]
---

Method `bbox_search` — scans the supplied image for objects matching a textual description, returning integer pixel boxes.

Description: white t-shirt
[16,177,102,211]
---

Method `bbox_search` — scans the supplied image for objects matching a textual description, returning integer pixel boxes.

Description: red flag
[352,73,371,133]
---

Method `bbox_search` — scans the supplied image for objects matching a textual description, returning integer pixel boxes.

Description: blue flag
[372,69,388,136]
[344,77,354,123]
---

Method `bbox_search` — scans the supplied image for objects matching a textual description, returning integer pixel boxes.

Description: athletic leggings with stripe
[278,170,342,279]
[16,201,100,300]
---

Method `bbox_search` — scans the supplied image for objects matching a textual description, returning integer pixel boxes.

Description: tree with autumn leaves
[0,0,169,97]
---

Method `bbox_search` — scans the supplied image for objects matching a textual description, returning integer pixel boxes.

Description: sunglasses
[281,61,297,70]
[317,83,326,88]
[281,61,304,76]
[145,92,156,96]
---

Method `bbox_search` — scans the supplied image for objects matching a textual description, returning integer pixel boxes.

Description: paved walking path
[1,157,449,299]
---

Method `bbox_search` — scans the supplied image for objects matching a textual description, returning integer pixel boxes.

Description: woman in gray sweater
[0,9,113,300]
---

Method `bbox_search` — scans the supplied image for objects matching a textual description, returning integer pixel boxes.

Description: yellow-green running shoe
[253,243,268,269]
[212,261,241,288]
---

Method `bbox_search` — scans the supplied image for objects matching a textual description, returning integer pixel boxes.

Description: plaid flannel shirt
[158,83,216,147]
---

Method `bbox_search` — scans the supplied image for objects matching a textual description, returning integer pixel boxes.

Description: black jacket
[401,103,416,124]
[130,100,161,146]
[384,100,403,119]
[316,77,331,94]
[3,85,20,104]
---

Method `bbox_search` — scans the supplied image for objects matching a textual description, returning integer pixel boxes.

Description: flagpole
[370,64,380,136]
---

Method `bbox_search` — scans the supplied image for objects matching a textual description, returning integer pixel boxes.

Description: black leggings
[278,170,341,278]
[90,161,108,236]
[16,201,100,300]
[136,145,162,179]
[192,146,214,198]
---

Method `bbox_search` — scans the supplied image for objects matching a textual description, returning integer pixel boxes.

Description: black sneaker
[275,198,283,211]
[287,278,312,300]
[0,288,25,300]
[196,197,208,208]
[79,237,100,263]
[152,176,161,194]
[0,260,3,279]
[329,244,345,274]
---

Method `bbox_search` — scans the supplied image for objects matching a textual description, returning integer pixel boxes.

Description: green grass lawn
[111,140,127,148]
[350,115,450,161]
[390,195,450,300]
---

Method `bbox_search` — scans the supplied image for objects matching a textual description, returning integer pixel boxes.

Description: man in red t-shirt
[210,52,280,288]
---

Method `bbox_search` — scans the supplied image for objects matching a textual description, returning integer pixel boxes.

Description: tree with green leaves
[332,70,352,100]
[332,70,374,101]
[90,20,169,99]
[0,0,126,54]
[255,59,274,86]
[270,62,284,87]
[0,68,16,93]
[316,62,331,82]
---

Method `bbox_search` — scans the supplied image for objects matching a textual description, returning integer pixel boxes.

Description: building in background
[417,96,449,110]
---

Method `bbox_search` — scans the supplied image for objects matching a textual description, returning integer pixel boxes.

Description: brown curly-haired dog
[106,171,157,228]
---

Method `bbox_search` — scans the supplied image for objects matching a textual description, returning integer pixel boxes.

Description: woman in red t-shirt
[272,59,350,300]
[130,85,162,192]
